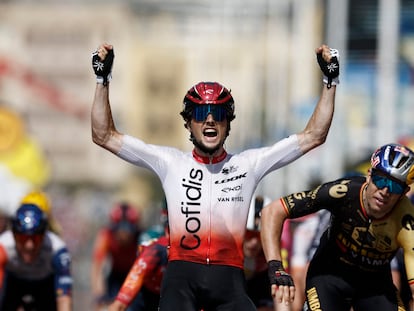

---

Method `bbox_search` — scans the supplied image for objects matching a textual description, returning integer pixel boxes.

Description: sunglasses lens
[245,230,260,240]
[372,174,405,194]
[192,105,227,122]
[15,233,43,245]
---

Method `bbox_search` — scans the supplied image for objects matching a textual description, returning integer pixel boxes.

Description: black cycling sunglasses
[192,104,227,122]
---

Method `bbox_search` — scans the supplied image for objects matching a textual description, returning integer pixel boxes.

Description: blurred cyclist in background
[109,205,169,311]
[0,203,72,310]
[20,190,62,235]
[262,143,414,311]
[138,199,168,245]
[91,201,142,310]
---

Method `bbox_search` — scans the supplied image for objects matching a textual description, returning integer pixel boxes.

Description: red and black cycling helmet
[370,143,414,185]
[180,82,235,122]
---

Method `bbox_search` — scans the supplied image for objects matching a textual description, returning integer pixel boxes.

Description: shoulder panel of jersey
[281,176,365,219]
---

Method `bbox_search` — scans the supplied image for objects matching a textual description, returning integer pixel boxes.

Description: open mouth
[203,129,217,137]
[374,196,388,206]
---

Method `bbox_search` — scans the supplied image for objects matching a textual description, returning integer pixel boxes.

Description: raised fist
[92,47,114,86]
[317,47,340,89]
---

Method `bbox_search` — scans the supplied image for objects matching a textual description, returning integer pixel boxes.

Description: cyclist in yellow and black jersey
[262,143,414,311]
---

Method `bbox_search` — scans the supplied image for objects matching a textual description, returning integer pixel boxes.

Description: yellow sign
[0,107,24,152]
[0,137,49,187]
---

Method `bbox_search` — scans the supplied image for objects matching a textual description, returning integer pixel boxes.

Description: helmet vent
[189,90,202,100]
[217,92,230,101]
[372,143,414,184]
[396,156,408,168]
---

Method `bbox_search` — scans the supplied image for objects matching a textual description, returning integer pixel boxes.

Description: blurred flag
[0,106,50,214]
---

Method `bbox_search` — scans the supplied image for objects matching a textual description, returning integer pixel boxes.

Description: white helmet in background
[246,195,271,231]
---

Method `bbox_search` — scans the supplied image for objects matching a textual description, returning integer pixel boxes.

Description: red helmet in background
[180,82,235,122]
[109,202,140,231]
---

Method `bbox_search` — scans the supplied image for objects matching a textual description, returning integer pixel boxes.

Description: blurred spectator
[91,201,142,310]
[0,203,72,310]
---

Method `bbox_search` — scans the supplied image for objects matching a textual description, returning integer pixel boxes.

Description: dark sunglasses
[371,173,406,194]
[245,230,261,240]
[192,104,227,122]
[14,233,44,245]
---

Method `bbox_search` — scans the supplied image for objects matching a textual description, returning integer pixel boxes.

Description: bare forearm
[261,201,287,261]
[298,85,336,154]
[92,84,114,144]
[91,84,122,153]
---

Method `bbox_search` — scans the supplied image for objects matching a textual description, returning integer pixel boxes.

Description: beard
[191,134,222,155]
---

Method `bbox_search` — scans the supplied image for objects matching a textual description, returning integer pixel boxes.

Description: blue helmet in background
[371,143,414,185]
[12,204,48,235]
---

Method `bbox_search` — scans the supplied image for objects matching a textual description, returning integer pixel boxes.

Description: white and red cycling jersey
[118,134,302,269]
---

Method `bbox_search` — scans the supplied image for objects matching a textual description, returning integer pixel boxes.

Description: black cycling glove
[317,48,339,89]
[268,260,295,287]
[92,49,114,86]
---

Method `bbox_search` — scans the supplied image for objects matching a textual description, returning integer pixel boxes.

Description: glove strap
[323,75,339,88]
[96,73,112,85]
[268,259,284,273]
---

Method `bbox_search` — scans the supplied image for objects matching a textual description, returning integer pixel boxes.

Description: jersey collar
[192,149,227,164]
[360,182,369,218]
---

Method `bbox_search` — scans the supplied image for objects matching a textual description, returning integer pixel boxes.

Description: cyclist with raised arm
[91,42,339,310]
[261,143,414,311]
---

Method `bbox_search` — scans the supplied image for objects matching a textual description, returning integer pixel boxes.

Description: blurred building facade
[0,0,414,308]
[0,1,411,196]
[0,1,327,197]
